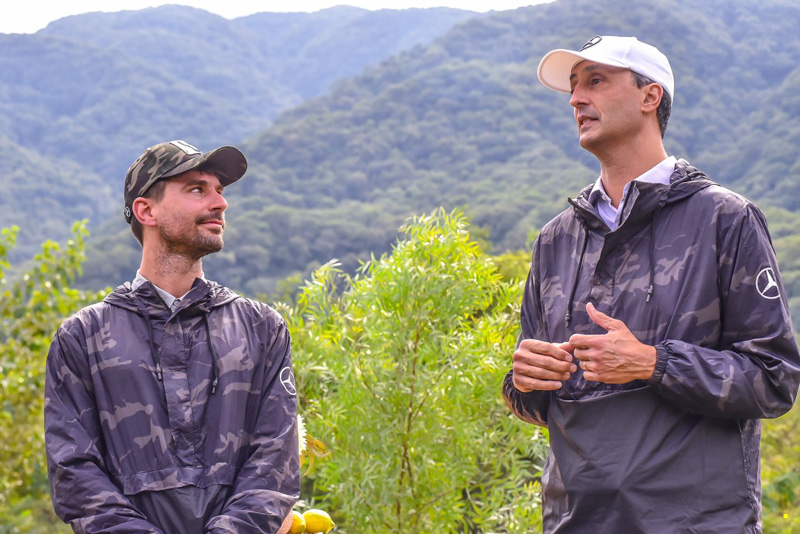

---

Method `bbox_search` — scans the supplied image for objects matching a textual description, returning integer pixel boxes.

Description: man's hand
[569,303,657,383]
[512,339,577,391]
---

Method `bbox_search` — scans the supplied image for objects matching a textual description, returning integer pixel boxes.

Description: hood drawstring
[646,199,667,304]
[132,299,163,382]
[646,223,656,303]
[203,313,221,395]
[566,226,590,327]
[133,297,221,394]
[565,213,658,327]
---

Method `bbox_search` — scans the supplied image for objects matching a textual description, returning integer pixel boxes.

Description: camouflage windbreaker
[45,278,300,533]
[503,160,800,533]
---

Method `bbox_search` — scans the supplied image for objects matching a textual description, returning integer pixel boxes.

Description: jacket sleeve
[205,320,300,534]
[647,204,800,419]
[44,327,165,534]
[502,239,552,427]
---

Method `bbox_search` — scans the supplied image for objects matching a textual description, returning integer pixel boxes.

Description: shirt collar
[588,156,677,231]
[589,156,677,205]
[131,270,203,310]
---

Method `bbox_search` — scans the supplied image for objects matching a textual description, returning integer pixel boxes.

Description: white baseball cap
[537,35,674,100]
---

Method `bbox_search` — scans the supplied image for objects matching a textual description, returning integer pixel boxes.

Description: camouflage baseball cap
[123,140,248,224]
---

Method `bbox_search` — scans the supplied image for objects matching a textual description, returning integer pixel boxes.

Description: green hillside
[0,5,477,261]
[80,0,800,298]
[4,0,800,312]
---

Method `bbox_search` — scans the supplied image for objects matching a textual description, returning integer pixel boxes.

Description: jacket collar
[103,277,239,316]
[569,159,716,231]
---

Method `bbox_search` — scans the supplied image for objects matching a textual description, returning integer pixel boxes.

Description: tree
[0,222,107,533]
[284,209,547,533]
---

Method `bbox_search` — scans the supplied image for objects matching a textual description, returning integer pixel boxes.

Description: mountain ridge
[0,4,479,262]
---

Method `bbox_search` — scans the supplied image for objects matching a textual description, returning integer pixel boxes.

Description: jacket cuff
[647,341,671,386]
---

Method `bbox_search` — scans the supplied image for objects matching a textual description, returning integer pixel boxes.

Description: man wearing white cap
[503,36,800,532]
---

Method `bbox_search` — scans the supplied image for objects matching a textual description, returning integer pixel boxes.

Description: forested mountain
[0,4,478,260]
[3,0,800,310]
[84,0,800,296]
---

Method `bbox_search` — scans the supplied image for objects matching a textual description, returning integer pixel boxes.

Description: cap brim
[537,49,629,94]
[162,146,248,186]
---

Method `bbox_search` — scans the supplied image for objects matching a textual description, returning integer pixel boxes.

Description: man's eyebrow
[184,177,224,191]
[569,63,609,81]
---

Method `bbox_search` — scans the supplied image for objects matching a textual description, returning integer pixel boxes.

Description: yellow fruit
[303,509,335,533]
[288,510,306,534]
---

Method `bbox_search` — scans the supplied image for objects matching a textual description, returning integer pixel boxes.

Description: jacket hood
[569,159,717,227]
[103,277,240,315]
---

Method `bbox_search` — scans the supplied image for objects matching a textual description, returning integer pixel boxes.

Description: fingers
[518,338,574,361]
[577,358,599,375]
[585,302,623,331]
[512,339,577,392]
[513,375,565,391]
[579,358,600,382]
[569,335,605,383]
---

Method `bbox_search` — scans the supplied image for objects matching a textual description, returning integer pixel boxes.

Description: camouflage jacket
[503,160,800,533]
[45,278,300,533]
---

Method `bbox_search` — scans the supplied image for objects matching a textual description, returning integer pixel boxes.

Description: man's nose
[211,189,228,211]
[569,86,586,108]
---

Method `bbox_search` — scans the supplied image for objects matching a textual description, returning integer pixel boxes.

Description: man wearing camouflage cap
[44,140,300,533]
[503,36,800,531]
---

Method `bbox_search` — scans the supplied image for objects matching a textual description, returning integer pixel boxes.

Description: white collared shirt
[588,156,677,231]
[131,270,202,311]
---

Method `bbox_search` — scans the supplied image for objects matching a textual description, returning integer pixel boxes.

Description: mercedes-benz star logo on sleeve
[756,267,780,300]
[280,367,297,395]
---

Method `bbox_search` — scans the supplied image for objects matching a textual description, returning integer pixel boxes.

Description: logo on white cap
[580,36,602,51]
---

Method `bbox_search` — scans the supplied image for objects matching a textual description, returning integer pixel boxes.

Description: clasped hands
[512,303,657,392]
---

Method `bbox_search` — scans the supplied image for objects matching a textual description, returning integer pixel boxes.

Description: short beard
[159,213,225,261]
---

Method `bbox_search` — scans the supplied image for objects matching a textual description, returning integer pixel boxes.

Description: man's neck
[596,140,668,208]
[139,247,204,298]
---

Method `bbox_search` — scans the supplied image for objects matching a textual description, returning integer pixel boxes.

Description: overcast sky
[1,1,550,34]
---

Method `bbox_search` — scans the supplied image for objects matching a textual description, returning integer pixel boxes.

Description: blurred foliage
[763,402,800,533]
[282,209,547,533]
[0,222,107,533]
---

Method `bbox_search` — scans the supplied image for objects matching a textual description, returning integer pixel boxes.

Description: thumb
[585,302,618,331]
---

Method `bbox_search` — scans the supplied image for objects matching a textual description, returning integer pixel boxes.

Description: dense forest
[1,0,798,299]
[0,4,478,261]
[77,0,800,297]
[1,0,799,300]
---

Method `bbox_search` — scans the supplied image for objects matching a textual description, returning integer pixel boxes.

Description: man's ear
[132,197,158,227]
[641,83,663,113]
